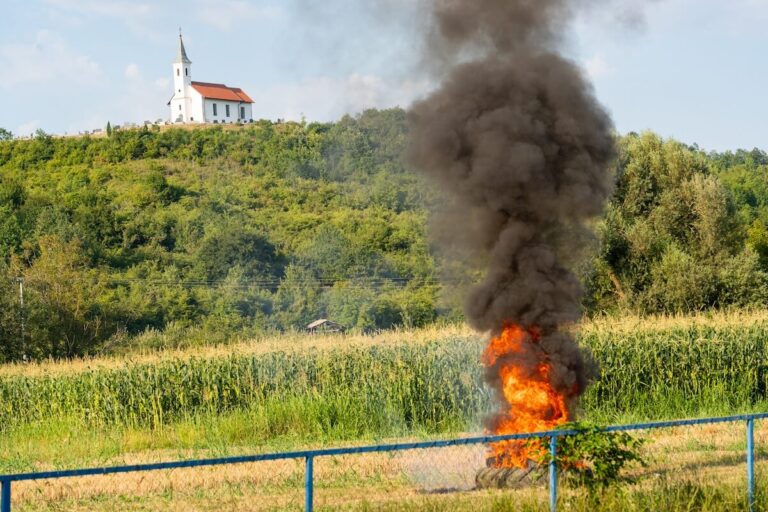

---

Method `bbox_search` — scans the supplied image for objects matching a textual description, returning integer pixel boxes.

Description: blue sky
[1,0,767,151]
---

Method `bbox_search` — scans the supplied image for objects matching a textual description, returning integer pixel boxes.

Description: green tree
[0,205,22,259]
[271,265,323,329]
[14,236,116,358]
[747,219,768,269]
[0,263,22,362]
[589,132,759,314]
[195,226,284,282]
[324,282,377,330]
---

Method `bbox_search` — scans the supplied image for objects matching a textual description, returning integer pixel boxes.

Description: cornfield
[2,313,768,436]
[0,336,488,436]
[582,319,768,422]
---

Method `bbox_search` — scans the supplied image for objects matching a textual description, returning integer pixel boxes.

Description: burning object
[475,463,547,490]
[482,324,572,469]
[408,0,615,469]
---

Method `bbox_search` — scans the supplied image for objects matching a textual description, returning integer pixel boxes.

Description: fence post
[549,435,558,512]
[305,456,314,512]
[1,479,10,512]
[747,418,755,512]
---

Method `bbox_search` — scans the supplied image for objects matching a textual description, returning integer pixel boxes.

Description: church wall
[170,97,186,123]
[188,89,205,123]
[241,103,254,121]
[203,99,252,123]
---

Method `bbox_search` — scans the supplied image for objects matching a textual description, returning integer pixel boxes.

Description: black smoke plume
[408,0,615,407]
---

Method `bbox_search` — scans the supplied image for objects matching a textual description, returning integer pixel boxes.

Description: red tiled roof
[191,82,254,103]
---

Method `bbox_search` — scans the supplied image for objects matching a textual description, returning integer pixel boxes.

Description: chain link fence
[2,414,767,511]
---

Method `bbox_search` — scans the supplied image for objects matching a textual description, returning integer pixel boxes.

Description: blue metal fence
[1,412,766,512]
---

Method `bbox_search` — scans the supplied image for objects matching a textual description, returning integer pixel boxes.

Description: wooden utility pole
[16,277,25,361]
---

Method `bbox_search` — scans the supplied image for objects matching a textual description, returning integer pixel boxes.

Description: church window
[176,69,179,76]
[178,105,182,111]
[185,68,188,76]
[225,105,230,117]
[213,103,218,116]
[240,106,245,119]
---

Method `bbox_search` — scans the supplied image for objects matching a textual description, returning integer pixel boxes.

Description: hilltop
[0,110,449,360]
[1,110,768,360]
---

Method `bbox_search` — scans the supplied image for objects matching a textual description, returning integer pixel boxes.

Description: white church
[168,34,254,124]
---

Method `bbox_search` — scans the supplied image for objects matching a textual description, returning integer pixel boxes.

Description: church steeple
[175,30,191,64]
[172,30,193,123]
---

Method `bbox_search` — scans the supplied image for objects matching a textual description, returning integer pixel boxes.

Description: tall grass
[2,314,768,437]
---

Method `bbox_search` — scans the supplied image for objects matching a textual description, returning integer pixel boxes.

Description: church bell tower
[171,31,192,123]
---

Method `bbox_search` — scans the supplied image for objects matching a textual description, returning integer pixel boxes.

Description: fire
[483,323,570,468]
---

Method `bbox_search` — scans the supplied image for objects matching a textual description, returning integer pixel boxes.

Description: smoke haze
[407,0,615,403]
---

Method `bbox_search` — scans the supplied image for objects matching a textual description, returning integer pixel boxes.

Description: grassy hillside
[0,111,449,360]
[2,113,768,360]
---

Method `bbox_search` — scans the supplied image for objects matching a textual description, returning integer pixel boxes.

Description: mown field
[8,431,768,512]
[2,312,768,510]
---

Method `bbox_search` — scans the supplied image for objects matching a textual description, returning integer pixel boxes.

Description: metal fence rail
[2,412,766,512]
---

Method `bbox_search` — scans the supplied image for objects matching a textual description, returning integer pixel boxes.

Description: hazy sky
[1,0,767,151]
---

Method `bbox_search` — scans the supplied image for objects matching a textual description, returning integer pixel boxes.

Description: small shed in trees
[306,319,344,334]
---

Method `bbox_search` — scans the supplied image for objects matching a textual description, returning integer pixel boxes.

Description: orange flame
[483,323,570,468]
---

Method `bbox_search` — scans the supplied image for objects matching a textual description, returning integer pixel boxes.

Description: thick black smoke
[408,0,615,401]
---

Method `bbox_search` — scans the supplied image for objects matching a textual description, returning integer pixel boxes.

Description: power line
[105,279,465,290]
[3,275,474,290]
[107,277,457,286]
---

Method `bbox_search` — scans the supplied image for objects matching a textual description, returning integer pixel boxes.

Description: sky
[0,0,767,151]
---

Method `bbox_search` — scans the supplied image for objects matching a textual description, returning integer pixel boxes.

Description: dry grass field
[9,421,768,511]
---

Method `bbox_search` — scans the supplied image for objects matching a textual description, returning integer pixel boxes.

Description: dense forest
[0,109,766,360]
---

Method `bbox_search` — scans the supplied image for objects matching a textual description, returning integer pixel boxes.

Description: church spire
[175,29,191,64]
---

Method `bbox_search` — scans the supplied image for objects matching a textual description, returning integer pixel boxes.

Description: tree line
[0,110,765,360]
